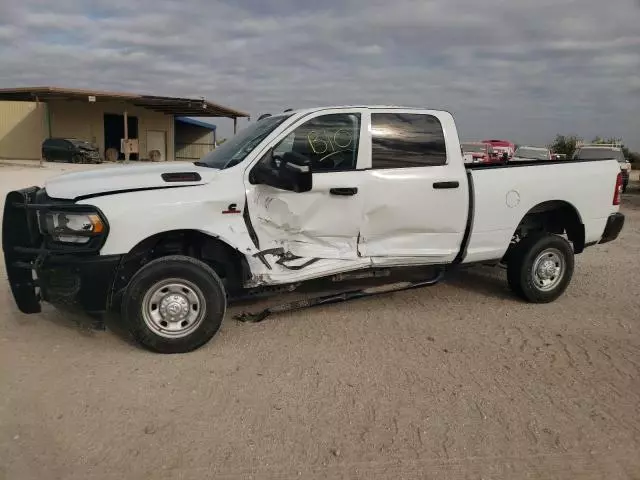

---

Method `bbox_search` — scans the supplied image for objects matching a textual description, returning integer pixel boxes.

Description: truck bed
[463,158,620,263]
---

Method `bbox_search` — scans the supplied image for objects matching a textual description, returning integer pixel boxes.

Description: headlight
[38,211,105,244]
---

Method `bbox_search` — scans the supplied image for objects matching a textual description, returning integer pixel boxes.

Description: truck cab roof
[262,105,452,118]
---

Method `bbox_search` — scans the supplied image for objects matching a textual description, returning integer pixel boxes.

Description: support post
[233,117,237,135]
[123,110,129,163]
[36,96,50,167]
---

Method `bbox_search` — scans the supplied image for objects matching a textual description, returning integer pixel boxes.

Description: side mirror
[251,150,312,193]
[280,151,312,192]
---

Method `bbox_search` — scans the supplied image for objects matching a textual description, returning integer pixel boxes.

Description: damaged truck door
[245,109,369,271]
[358,112,469,263]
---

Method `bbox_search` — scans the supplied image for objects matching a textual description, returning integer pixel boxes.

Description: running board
[234,268,445,323]
[330,268,391,282]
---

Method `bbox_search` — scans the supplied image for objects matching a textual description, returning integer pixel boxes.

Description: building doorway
[146,131,167,162]
[104,113,138,160]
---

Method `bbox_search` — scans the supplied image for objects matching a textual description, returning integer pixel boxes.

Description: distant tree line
[549,135,639,163]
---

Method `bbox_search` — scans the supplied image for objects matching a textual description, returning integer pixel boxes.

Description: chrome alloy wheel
[531,248,565,292]
[141,279,206,339]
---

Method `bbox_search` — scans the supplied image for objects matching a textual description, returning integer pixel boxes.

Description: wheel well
[111,230,249,307]
[512,201,585,253]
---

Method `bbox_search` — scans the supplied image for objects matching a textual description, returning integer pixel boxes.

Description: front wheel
[507,233,574,303]
[122,255,227,353]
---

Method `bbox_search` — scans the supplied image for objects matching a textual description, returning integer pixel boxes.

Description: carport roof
[0,86,249,119]
[176,116,217,130]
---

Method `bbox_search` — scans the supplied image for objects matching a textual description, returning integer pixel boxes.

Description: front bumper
[36,254,122,312]
[599,213,625,245]
[84,152,102,163]
[3,188,118,313]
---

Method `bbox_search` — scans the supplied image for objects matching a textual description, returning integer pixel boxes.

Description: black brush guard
[2,187,44,313]
[3,188,118,314]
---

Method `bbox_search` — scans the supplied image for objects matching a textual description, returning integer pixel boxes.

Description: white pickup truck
[3,106,625,353]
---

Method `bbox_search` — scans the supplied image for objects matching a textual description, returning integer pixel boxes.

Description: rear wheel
[123,255,226,353]
[507,233,574,303]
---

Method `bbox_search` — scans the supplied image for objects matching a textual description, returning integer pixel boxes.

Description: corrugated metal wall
[0,101,46,160]
[175,122,214,160]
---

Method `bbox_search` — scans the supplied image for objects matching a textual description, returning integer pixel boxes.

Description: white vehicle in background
[3,106,626,353]
[510,146,552,162]
[574,144,631,193]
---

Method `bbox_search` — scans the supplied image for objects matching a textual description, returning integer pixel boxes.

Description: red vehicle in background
[461,142,499,164]
[482,139,515,162]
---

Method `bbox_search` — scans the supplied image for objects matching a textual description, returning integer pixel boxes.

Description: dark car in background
[41,138,102,164]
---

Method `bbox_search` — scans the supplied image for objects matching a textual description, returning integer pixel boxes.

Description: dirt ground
[1,162,639,479]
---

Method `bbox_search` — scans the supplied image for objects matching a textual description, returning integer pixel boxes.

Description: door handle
[433,181,460,189]
[330,187,358,196]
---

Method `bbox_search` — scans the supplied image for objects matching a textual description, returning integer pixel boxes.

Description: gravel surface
[1,163,639,479]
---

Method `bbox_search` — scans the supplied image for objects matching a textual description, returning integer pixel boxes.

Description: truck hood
[45,162,219,200]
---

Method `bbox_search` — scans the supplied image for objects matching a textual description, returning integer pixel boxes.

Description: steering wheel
[316,149,354,170]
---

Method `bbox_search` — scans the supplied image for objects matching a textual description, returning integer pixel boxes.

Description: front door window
[273,113,361,173]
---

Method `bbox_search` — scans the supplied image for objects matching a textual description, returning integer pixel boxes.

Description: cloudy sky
[1,0,639,148]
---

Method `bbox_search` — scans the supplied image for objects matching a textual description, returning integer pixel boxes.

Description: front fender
[83,182,254,256]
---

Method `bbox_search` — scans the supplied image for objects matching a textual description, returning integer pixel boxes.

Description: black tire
[71,154,83,164]
[122,255,227,353]
[506,233,574,303]
[622,182,627,193]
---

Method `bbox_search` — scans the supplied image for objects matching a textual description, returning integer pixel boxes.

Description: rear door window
[575,148,624,162]
[371,113,447,169]
[44,139,61,148]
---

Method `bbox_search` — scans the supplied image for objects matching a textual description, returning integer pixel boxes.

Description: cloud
[1,0,639,147]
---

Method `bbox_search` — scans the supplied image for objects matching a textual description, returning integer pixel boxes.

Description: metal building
[0,86,248,162]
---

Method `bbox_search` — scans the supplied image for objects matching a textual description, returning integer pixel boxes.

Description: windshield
[68,139,94,148]
[514,147,549,160]
[575,147,625,162]
[461,143,486,154]
[196,115,291,169]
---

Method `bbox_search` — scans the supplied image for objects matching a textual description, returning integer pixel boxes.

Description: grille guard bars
[2,187,110,314]
[3,188,43,313]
